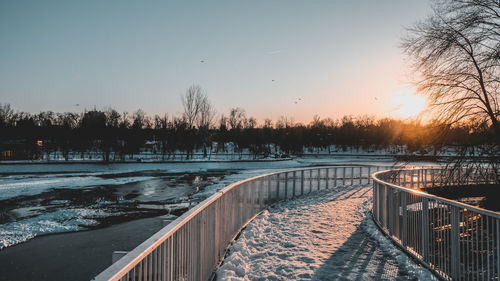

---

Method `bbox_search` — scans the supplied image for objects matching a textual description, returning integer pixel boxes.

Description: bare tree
[132,109,147,129]
[120,112,131,129]
[105,108,121,128]
[197,95,216,130]
[403,0,500,145]
[228,107,246,130]
[181,84,215,130]
[0,103,14,127]
[181,84,204,129]
[263,118,273,129]
[276,116,294,129]
[246,117,257,129]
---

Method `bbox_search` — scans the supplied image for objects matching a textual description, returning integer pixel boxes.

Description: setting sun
[391,91,427,119]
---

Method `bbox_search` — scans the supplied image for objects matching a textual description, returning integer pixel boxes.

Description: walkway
[216,185,437,281]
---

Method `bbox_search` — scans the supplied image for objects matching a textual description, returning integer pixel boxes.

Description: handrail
[372,168,500,281]
[92,165,389,281]
[372,169,500,219]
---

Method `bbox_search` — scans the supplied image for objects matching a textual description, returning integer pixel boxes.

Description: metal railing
[372,168,500,281]
[92,165,389,281]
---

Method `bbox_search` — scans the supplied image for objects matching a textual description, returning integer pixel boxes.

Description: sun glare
[391,91,427,119]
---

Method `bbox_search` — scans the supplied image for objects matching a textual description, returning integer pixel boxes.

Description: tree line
[0,89,496,161]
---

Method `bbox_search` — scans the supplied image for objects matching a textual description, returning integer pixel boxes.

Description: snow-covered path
[216,185,437,281]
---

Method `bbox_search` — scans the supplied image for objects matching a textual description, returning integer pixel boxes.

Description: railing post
[309,169,313,193]
[342,167,346,185]
[276,174,280,200]
[292,171,297,197]
[401,192,408,247]
[497,218,500,281]
[325,168,329,189]
[301,170,304,195]
[367,166,371,184]
[382,184,387,229]
[359,167,362,185]
[450,205,460,280]
[351,167,354,186]
[284,172,288,199]
[388,187,394,236]
[259,178,264,210]
[421,198,430,261]
[317,168,321,190]
[334,167,337,187]
[373,181,377,220]
[268,176,272,203]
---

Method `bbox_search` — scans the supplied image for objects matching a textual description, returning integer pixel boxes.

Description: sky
[0,0,432,124]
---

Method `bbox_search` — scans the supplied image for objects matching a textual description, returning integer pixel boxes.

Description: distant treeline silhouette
[0,102,495,161]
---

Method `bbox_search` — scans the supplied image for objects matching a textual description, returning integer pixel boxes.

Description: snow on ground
[216,185,437,281]
[0,208,112,249]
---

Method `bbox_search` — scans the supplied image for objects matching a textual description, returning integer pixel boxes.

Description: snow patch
[0,208,111,249]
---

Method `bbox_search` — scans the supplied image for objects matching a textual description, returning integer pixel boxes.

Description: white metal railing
[372,168,500,281]
[92,165,390,281]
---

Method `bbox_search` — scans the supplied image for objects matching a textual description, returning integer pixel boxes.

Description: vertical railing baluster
[268,176,272,204]
[276,174,280,201]
[284,172,288,199]
[334,167,337,187]
[325,168,329,189]
[367,166,371,184]
[476,211,479,281]
[451,205,460,280]
[497,219,499,281]
[309,169,313,193]
[301,170,304,196]
[422,198,430,261]
[342,167,346,185]
[292,171,297,197]
[316,168,320,190]
[350,166,354,186]
[401,192,408,248]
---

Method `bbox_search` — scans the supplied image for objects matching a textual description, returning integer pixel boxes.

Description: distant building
[0,139,42,160]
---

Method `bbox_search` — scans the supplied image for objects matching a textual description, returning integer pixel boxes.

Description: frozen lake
[0,160,310,249]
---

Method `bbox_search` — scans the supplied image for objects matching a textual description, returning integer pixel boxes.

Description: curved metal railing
[92,165,389,281]
[372,168,500,281]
